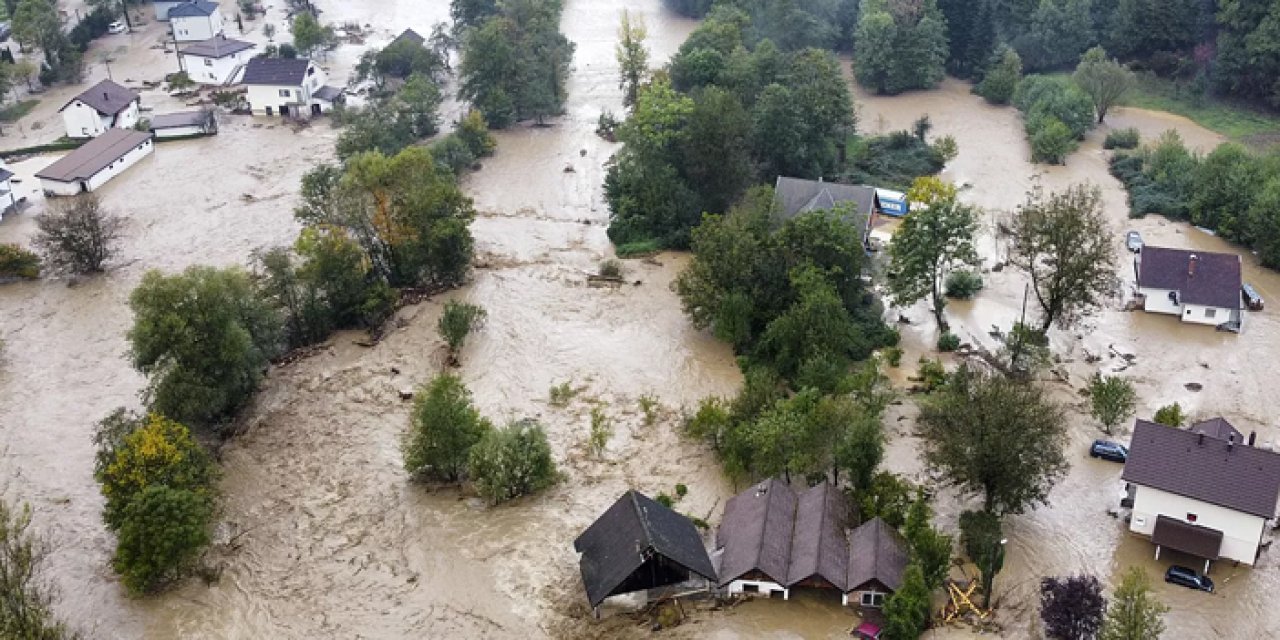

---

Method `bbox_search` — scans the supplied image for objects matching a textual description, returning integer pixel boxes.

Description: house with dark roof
[150,110,217,138]
[786,482,850,593]
[390,28,425,48]
[153,0,192,20]
[1122,418,1280,571]
[180,35,255,85]
[169,0,224,42]
[774,176,881,250]
[574,491,717,612]
[242,57,343,117]
[715,477,796,598]
[843,517,909,608]
[59,79,141,139]
[35,129,154,196]
[1135,246,1243,329]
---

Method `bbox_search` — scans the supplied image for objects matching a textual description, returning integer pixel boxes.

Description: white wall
[40,137,154,196]
[154,124,205,138]
[246,63,328,116]
[843,587,889,608]
[182,48,253,85]
[727,579,787,599]
[61,102,106,138]
[1140,287,1181,315]
[1181,303,1230,326]
[172,12,224,41]
[1130,485,1266,565]
[115,101,140,130]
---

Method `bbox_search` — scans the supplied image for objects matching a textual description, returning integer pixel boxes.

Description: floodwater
[3,1,1280,638]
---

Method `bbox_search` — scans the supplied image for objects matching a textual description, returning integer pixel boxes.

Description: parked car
[1242,283,1264,311]
[1126,230,1144,253]
[1165,565,1214,592]
[1090,440,1128,463]
[852,622,882,639]
[108,21,126,34]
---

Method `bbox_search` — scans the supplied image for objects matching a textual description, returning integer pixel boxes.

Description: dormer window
[1187,513,1197,523]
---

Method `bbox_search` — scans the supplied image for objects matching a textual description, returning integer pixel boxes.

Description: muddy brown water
[2,2,1280,638]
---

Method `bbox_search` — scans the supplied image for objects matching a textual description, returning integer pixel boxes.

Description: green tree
[1072,47,1134,124]
[918,366,1068,515]
[94,414,217,531]
[467,419,558,504]
[403,374,492,482]
[1188,144,1262,241]
[859,471,916,528]
[887,179,979,330]
[1012,0,1093,72]
[128,266,282,429]
[290,12,324,57]
[832,400,885,491]
[1098,567,1168,640]
[854,0,948,95]
[1040,574,1106,640]
[12,0,62,66]
[1028,116,1075,164]
[616,9,648,108]
[1088,374,1137,435]
[0,499,82,639]
[903,494,953,590]
[253,247,332,349]
[392,73,443,138]
[437,300,486,363]
[1152,403,1185,428]
[457,1,574,127]
[976,45,1022,105]
[960,509,1004,608]
[881,562,931,639]
[111,486,212,594]
[295,225,384,328]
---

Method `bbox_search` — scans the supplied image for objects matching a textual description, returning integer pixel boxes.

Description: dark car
[1090,440,1128,463]
[1242,283,1264,311]
[1126,230,1143,253]
[1165,565,1214,592]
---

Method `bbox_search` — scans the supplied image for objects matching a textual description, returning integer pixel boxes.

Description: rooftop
[36,129,152,183]
[846,517,909,592]
[774,176,879,221]
[241,57,312,86]
[785,482,850,589]
[1137,246,1242,310]
[716,478,797,586]
[1122,419,1280,518]
[61,79,139,116]
[180,35,254,58]
[168,0,219,17]
[150,110,208,129]
[391,28,425,47]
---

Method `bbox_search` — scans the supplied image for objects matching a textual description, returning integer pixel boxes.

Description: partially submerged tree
[33,194,119,273]
[881,562,932,639]
[976,45,1022,105]
[111,485,212,594]
[403,374,492,482]
[888,178,979,329]
[903,493,953,591]
[960,509,1004,608]
[1152,402,1185,428]
[467,419,558,505]
[437,300,486,364]
[1099,567,1168,640]
[918,365,1068,515]
[0,499,82,639]
[1072,47,1135,124]
[1040,574,1106,640]
[1088,374,1137,435]
[1010,183,1118,331]
[615,9,649,108]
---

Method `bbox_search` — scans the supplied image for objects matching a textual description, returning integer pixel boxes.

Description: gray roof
[1190,418,1242,443]
[180,35,254,58]
[774,176,879,225]
[61,79,139,116]
[241,57,312,86]
[716,478,797,586]
[574,491,716,608]
[168,0,218,17]
[1122,419,1280,518]
[391,28,425,47]
[313,85,344,102]
[36,129,152,183]
[1137,246,1242,309]
[847,517,909,592]
[1152,514,1222,560]
[785,482,850,589]
[0,167,13,183]
[150,110,207,129]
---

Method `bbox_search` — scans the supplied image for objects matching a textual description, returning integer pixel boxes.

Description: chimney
[104,91,109,100]
[1249,431,1257,446]
[1188,254,1199,278]
[1228,433,1235,452]
[1198,431,1205,445]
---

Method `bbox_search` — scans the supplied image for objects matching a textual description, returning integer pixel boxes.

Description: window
[307,67,315,76]
[861,591,886,607]
[1187,513,1198,522]
[1204,308,1217,318]
[278,89,291,98]
[742,584,759,594]
[204,58,213,66]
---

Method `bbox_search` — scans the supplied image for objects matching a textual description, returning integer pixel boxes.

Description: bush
[33,195,122,274]
[549,381,576,406]
[615,239,662,257]
[674,483,688,498]
[0,244,41,279]
[437,300,486,360]
[945,270,983,299]
[937,332,961,352]
[1152,402,1185,428]
[0,499,82,638]
[587,406,611,458]
[111,485,212,594]
[598,259,624,279]
[655,492,674,508]
[403,374,492,482]
[468,419,558,504]
[917,357,947,390]
[1104,128,1141,150]
[1029,116,1076,164]
[884,346,903,367]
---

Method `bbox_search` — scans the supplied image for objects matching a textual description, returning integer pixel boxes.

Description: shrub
[32,195,122,274]
[1104,128,1140,150]
[674,483,688,498]
[945,270,984,299]
[0,244,41,279]
[437,300,486,361]
[112,485,212,594]
[937,332,961,352]
[917,357,947,391]
[598,259,624,279]
[403,374,492,482]
[655,492,674,508]
[638,394,660,426]
[1030,116,1076,164]
[0,499,82,638]
[587,406,611,458]
[615,239,662,257]
[1152,402,1185,428]
[884,346,903,367]
[467,419,558,504]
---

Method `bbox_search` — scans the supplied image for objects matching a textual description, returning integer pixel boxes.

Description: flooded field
[3,0,1280,638]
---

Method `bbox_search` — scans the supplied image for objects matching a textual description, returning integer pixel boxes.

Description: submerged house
[774,176,881,249]
[1135,246,1242,329]
[150,110,216,138]
[1122,418,1280,571]
[36,129,153,196]
[169,0,224,42]
[574,490,717,613]
[715,477,796,598]
[242,58,343,117]
[59,79,140,139]
[844,517,909,608]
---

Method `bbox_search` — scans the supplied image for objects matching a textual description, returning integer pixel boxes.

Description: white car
[108,21,127,34]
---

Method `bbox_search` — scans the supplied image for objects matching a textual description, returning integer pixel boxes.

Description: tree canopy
[1073,47,1135,123]
[1040,574,1107,640]
[403,374,493,482]
[457,0,574,127]
[887,178,978,330]
[1099,567,1168,640]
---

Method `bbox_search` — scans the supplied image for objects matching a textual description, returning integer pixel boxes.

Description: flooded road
[3,1,1280,638]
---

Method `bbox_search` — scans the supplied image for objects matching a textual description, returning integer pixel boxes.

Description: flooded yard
[1,0,1279,638]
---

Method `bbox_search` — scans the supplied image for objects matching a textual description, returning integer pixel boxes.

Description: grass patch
[0,99,39,123]
[615,239,662,258]
[1119,76,1280,142]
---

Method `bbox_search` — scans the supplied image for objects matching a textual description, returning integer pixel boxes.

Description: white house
[1122,418,1280,572]
[153,0,190,20]
[0,164,17,220]
[169,0,224,42]
[58,79,140,139]
[150,110,216,138]
[35,129,154,196]
[179,35,255,85]
[1136,246,1242,328]
[242,57,343,117]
